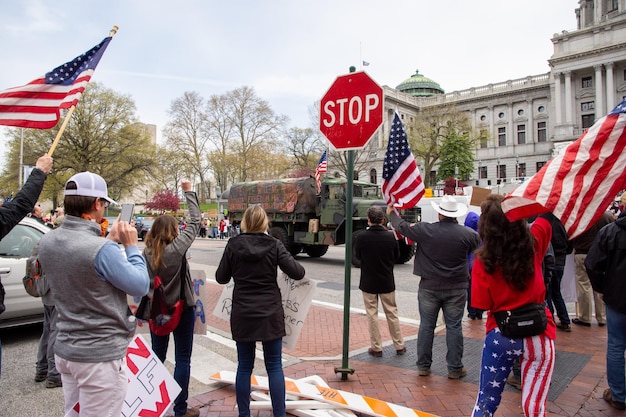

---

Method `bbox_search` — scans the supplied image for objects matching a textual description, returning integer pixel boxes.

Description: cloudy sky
[0,0,579,163]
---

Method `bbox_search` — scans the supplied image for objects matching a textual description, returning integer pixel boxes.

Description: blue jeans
[546,267,570,325]
[417,287,466,372]
[606,304,626,402]
[151,307,195,416]
[236,338,285,417]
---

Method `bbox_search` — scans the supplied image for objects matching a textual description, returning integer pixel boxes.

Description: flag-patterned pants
[472,328,555,417]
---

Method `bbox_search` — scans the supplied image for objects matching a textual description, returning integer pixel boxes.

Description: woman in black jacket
[216,205,305,417]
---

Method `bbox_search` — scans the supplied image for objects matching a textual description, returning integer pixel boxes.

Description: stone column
[606,62,615,110]
[527,99,534,143]
[554,72,562,125]
[564,71,573,124]
[595,65,605,116]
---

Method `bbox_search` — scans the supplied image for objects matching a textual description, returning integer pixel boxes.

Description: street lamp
[496,158,500,194]
[478,160,482,186]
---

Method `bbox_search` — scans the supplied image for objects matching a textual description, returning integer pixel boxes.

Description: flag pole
[46,25,120,157]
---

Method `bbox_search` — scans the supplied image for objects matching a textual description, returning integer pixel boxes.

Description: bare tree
[163,91,212,201]
[284,127,325,174]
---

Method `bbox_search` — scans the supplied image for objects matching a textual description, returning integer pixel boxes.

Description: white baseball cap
[64,172,117,205]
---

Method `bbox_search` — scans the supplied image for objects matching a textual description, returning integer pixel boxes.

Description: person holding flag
[383,112,480,379]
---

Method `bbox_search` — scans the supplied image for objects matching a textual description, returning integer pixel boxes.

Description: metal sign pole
[335,149,355,381]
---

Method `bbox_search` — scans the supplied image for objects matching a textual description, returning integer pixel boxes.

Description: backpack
[22,244,47,298]
[148,274,184,336]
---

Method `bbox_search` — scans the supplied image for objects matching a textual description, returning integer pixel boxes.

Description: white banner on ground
[65,334,181,417]
[213,274,317,350]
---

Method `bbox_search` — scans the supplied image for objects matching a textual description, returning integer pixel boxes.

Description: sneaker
[45,379,63,388]
[603,388,626,410]
[448,367,467,380]
[34,372,47,382]
[396,347,407,356]
[507,374,522,390]
[598,322,606,327]
[418,368,431,376]
[556,323,572,332]
[176,407,200,417]
[367,348,383,357]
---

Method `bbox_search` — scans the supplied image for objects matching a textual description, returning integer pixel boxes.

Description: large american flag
[0,36,112,129]
[382,112,425,209]
[315,150,327,193]
[502,99,626,238]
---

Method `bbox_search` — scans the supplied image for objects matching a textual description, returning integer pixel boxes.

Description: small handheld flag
[315,151,328,194]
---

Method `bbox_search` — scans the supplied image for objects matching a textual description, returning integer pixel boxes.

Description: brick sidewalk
[192,282,622,417]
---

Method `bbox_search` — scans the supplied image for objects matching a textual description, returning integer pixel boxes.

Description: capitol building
[365,0,626,193]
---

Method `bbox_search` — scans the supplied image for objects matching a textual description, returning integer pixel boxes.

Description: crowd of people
[2,159,625,415]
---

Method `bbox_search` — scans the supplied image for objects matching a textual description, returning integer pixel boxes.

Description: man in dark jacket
[354,206,405,357]
[585,210,626,410]
[543,213,573,331]
[387,195,480,380]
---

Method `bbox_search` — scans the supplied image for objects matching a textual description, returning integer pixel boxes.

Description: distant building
[364,0,626,193]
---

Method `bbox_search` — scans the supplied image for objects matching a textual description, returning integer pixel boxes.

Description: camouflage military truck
[224,176,419,264]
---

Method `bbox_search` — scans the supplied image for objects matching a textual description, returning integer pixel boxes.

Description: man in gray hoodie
[38,172,149,417]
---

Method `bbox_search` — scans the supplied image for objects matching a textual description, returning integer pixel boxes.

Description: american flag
[502,99,626,238]
[382,112,425,209]
[315,150,327,193]
[0,36,112,129]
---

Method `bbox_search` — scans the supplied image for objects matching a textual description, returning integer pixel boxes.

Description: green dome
[396,69,445,97]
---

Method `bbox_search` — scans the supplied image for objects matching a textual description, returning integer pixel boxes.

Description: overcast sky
[0,0,579,165]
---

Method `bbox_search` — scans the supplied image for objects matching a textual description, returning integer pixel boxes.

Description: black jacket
[215,233,305,342]
[0,168,47,239]
[354,225,399,294]
[585,211,626,313]
[542,212,572,267]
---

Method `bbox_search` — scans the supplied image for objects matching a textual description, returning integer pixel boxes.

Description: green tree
[285,127,325,175]
[406,104,475,187]
[436,129,475,182]
[0,82,155,207]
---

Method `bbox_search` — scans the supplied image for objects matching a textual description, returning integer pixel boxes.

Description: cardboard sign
[214,274,317,350]
[470,186,491,207]
[65,334,181,417]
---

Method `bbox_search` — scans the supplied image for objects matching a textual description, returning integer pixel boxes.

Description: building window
[480,129,488,148]
[517,124,526,144]
[498,112,505,119]
[537,121,547,142]
[537,105,545,113]
[536,161,546,172]
[624,69,626,81]
[369,169,377,184]
[480,115,486,121]
[498,127,506,146]
[582,76,593,88]
[582,114,595,129]
[517,109,524,116]
[517,163,526,178]
[497,165,506,180]
[607,0,618,12]
[581,101,595,111]
[479,166,487,179]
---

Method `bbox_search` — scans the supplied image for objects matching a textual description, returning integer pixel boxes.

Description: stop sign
[319,71,383,150]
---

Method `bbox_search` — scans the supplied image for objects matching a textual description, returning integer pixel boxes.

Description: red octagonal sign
[319,71,383,150]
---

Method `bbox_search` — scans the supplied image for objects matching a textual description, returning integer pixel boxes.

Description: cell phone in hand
[120,203,135,224]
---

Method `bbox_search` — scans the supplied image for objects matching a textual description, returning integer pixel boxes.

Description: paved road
[0,237,421,416]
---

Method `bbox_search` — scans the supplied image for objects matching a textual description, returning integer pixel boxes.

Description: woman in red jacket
[471,195,556,417]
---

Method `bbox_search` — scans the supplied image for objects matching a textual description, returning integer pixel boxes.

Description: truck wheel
[304,245,328,258]
[289,244,303,257]
[396,240,416,264]
[351,230,364,268]
[269,227,292,253]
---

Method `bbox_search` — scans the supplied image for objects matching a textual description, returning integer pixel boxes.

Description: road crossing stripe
[210,371,438,417]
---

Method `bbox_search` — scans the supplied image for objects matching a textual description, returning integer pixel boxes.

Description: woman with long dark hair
[470,194,556,417]
[136,179,200,417]
[216,205,305,417]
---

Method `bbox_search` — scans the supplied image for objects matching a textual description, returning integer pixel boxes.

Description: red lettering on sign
[138,381,171,417]
[126,336,151,375]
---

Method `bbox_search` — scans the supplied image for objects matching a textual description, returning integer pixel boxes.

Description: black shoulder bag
[493,303,548,339]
